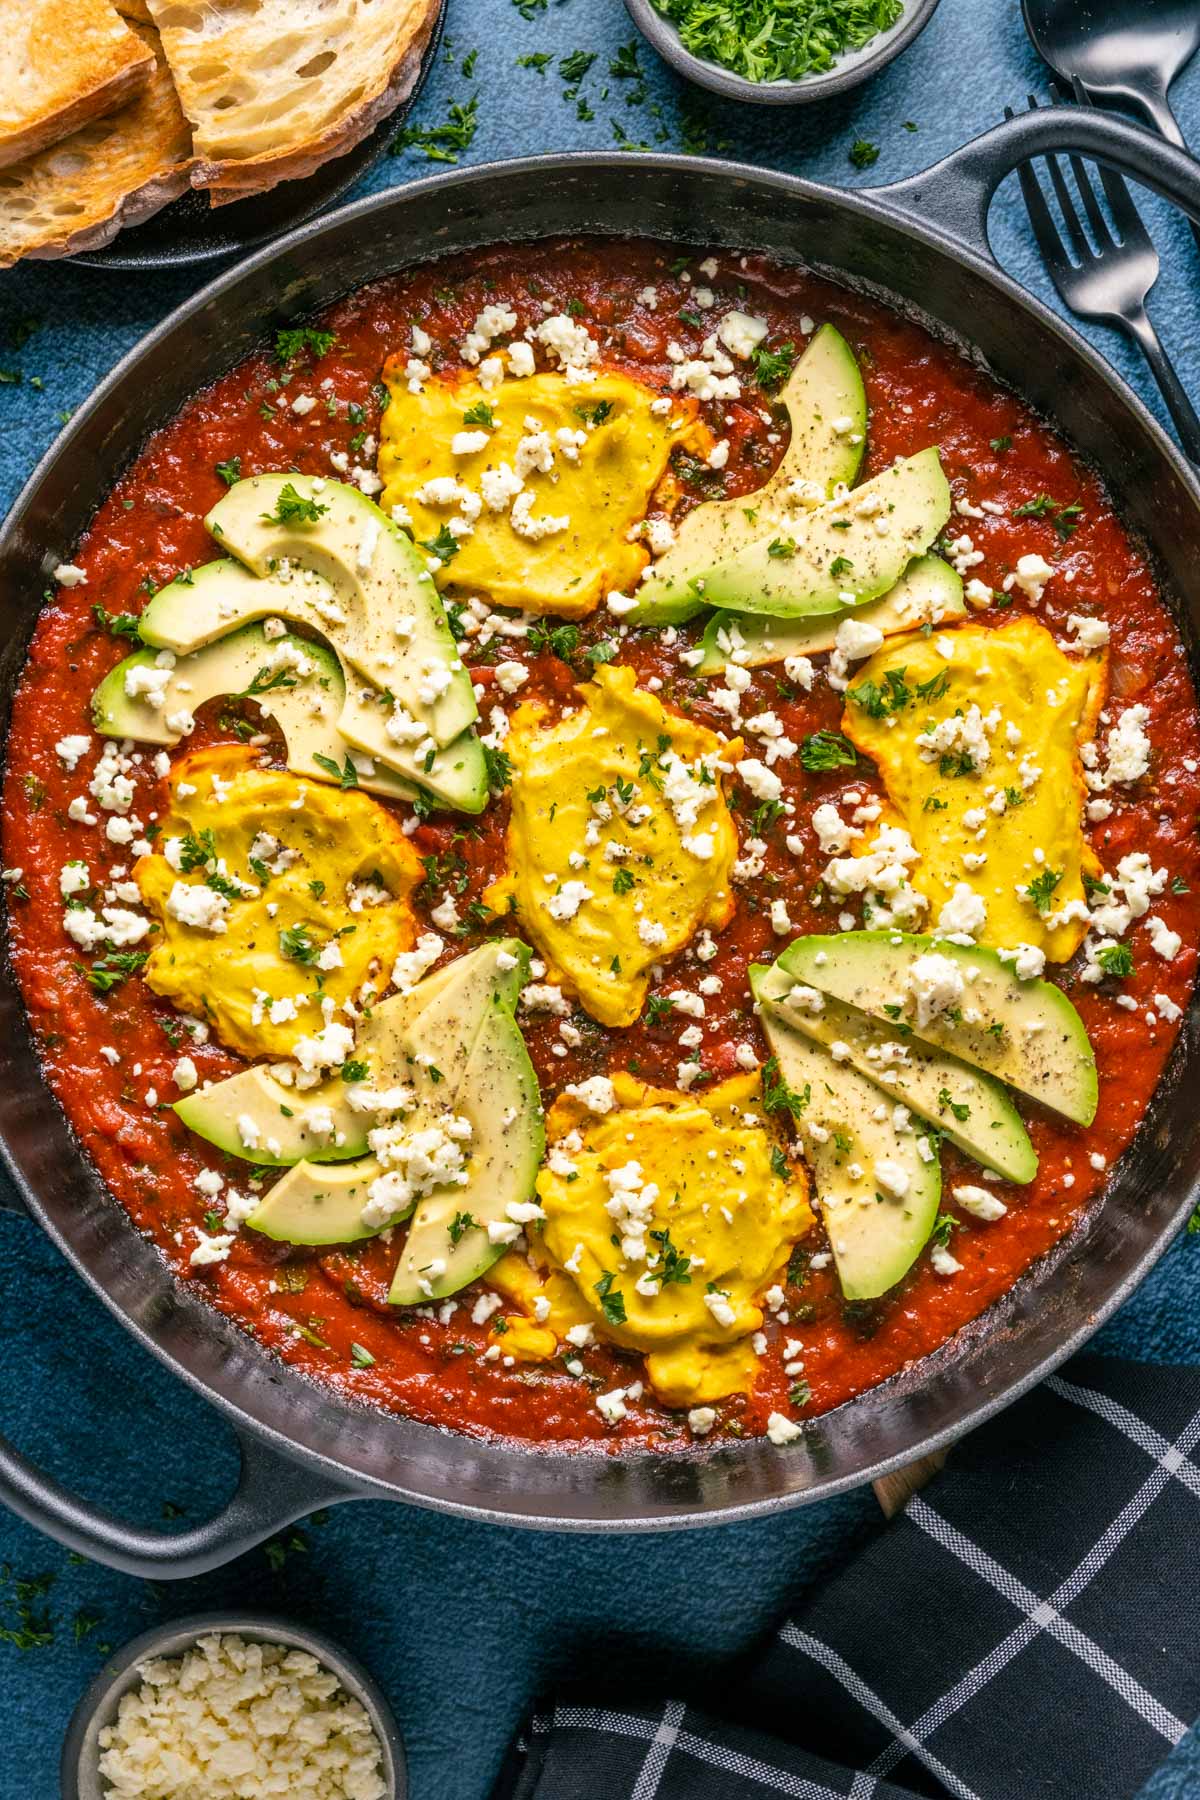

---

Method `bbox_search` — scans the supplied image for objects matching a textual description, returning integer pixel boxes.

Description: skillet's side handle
[0,1423,365,1578]
[872,104,1200,265]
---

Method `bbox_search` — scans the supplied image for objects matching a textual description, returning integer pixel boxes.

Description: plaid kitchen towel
[494,1357,1200,1800]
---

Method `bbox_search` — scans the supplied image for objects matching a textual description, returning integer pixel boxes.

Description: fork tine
[1023,94,1093,263]
[1008,106,1075,282]
[1049,86,1151,254]
[1062,85,1156,252]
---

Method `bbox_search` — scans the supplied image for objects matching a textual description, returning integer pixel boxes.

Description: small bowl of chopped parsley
[624,0,941,104]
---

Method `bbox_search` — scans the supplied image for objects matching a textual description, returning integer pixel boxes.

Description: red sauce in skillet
[4,239,1198,1451]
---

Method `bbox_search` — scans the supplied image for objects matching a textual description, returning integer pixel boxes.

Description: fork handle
[1122,305,1200,466]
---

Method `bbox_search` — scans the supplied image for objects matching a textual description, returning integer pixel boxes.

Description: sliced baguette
[0,0,155,170]
[0,23,191,267]
[145,0,440,203]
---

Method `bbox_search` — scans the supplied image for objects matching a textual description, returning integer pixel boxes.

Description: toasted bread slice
[145,0,440,202]
[115,0,153,19]
[0,24,191,267]
[0,0,155,170]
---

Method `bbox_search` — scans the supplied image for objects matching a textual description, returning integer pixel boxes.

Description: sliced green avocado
[388,997,545,1305]
[755,963,1036,1184]
[778,932,1097,1126]
[690,447,952,619]
[234,940,540,1263]
[696,554,964,674]
[628,324,867,625]
[334,684,487,815]
[93,623,486,815]
[246,1156,386,1246]
[175,958,467,1166]
[752,971,942,1301]
[203,476,476,748]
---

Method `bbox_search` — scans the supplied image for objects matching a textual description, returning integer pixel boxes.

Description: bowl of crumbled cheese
[62,1615,403,1800]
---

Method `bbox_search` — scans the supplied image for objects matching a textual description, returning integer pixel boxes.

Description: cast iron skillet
[1,110,1199,1575]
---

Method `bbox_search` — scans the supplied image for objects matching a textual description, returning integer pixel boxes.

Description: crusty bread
[144,0,441,202]
[0,23,191,267]
[0,0,155,170]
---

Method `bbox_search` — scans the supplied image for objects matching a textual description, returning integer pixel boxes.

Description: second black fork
[1010,89,1200,463]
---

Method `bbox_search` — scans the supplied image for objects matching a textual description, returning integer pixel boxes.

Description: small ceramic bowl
[623,0,942,105]
[60,1611,406,1800]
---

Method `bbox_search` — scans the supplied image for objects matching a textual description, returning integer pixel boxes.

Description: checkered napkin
[493,1358,1200,1800]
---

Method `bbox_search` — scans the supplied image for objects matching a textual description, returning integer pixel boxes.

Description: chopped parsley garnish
[517,51,553,71]
[648,0,902,83]
[261,482,327,526]
[78,950,148,994]
[761,1055,809,1119]
[644,993,675,1025]
[449,1210,479,1246]
[392,95,480,164]
[215,455,242,487]
[462,400,495,428]
[528,621,580,660]
[420,523,460,564]
[770,1145,789,1179]
[937,1088,970,1123]
[750,341,796,391]
[929,1212,957,1250]
[1026,867,1062,913]
[312,751,359,789]
[829,554,853,578]
[483,744,513,792]
[1013,493,1084,539]
[559,49,597,83]
[938,751,975,778]
[279,923,319,965]
[594,1270,627,1326]
[575,399,614,427]
[240,663,297,697]
[350,1343,376,1368]
[340,1060,370,1083]
[990,435,1012,453]
[800,729,856,773]
[848,137,881,169]
[767,536,797,559]
[647,1227,692,1288]
[923,795,948,812]
[848,667,910,718]
[273,327,336,365]
[92,605,143,641]
[612,867,636,895]
[177,827,219,874]
[1096,942,1134,978]
[916,669,952,702]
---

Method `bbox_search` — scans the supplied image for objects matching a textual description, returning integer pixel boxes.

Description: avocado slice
[233,941,541,1267]
[753,974,942,1301]
[93,623,486,815]
[628,325,866,625]
[778,932,1097,1126]
[696,554,964,674]
[689,447,952,619]
[388,996,545,1305]
[175,957,468,1167]
[246,1156,386,1246]
[202,476,475,748]
[755,963,1036,1184]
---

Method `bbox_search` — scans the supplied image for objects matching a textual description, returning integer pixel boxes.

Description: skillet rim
[1,147,1198,1533]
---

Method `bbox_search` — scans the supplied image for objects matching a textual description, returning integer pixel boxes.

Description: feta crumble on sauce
[4,240,1198,1453]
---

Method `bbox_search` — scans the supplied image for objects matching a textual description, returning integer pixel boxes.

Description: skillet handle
[0,1423,364,1578]
[872,103,1200,264]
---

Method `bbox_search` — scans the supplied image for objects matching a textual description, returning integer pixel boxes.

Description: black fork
[1009,87,1200,463]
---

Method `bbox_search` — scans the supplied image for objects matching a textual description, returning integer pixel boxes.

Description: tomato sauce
[4,238,1199,1452]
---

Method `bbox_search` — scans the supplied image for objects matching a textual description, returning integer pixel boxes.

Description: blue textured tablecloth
[1,2,1199,1795]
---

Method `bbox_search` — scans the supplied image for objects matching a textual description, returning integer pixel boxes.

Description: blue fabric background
[1,1,1199,1795]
